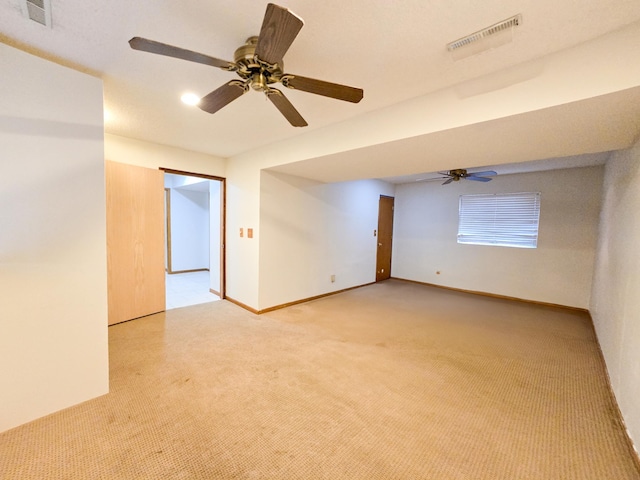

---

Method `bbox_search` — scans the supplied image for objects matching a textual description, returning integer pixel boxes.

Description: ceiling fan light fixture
[251,72,269,91]
[436,168,498,185]
[129,3,363,127]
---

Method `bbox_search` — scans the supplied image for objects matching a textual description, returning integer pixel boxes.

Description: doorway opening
[162,168,226,309]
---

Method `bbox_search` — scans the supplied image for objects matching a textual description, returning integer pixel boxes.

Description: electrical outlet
[331,275,336,283]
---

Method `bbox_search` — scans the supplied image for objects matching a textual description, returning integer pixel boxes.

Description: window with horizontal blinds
[458,192,541,248]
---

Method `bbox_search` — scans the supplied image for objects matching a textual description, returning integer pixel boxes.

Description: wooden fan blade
[468,170,497,177]
[266,88,308,127]
[418,176,450,183]
[129,37,234,70]
[282,74,363,103]
[466,176,492,182]
[255,4,304,66]
[198,81,248,114]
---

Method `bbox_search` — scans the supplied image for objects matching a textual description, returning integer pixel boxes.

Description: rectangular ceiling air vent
[22,0,52,28]
[447,14,521,60]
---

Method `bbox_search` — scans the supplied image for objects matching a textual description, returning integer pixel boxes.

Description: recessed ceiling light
[181,93,201,106]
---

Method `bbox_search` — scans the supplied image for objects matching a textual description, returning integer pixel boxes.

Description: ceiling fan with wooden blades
[437,169,497,185]
[129,3,364,127]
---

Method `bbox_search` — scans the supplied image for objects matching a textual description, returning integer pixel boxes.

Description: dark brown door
[376,195,394,282]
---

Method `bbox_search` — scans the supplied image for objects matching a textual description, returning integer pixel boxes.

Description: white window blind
[458,192,541,248]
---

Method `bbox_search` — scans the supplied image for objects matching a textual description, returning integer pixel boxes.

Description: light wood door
[106,161,165,325]
[376,195,394,282]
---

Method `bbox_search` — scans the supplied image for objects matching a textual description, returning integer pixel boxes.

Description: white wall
[591,139,640,453]
[225,156,262,308]
[105,133,226,176]
[169,188,209,272]
[0,44,108,432]
[258,171,395,309]
[392,165,604,309]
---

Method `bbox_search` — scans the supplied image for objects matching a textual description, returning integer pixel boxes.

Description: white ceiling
[2,0,640,181]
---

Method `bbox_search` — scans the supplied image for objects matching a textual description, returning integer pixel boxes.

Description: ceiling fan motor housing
[439,168,497,184]
[449,169,467,179]
[234,36,282,91]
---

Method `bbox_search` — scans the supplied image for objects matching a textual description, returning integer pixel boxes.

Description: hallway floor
[165,270,219,310]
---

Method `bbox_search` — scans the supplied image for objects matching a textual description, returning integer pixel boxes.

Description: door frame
[161,167,227,299]
[164,187,173,273]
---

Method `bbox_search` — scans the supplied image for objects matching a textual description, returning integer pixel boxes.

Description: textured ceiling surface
[2,0,640,166]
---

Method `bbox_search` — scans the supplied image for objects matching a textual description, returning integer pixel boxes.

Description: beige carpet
[1,280,639,479]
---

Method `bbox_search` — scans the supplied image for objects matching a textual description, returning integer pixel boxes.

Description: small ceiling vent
[22,0,52,28]
[447,14,521,60]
